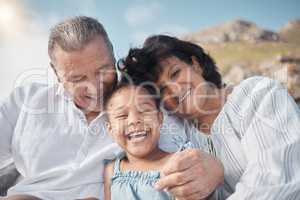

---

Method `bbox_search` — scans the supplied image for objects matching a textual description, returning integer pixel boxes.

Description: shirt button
[89,126,99,136]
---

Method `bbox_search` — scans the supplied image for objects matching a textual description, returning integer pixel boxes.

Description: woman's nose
[165,82,182,95]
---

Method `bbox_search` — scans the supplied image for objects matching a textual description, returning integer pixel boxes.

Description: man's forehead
[53,50,115,77]
[53,37,114,62]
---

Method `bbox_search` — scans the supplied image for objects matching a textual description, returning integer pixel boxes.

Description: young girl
[104,83,191,200]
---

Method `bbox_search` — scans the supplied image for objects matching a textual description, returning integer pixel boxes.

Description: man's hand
[155,149,224,200]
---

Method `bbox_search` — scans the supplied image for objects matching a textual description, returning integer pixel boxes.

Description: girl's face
[106,86,163,158]
[156,56,210,119]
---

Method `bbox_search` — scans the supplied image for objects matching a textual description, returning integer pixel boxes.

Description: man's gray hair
[48,16,114,61]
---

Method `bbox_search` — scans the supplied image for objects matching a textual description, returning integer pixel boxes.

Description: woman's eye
[160,86,166,94]
[170,69,180,80]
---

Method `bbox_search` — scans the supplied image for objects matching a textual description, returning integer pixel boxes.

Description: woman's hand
[155,149,224,200]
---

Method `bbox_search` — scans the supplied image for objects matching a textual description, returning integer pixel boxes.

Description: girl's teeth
[128,131,147,140]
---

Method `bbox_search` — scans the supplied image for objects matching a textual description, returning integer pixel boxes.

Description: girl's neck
[125,147,169,167]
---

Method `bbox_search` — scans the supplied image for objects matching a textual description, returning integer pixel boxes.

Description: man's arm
[0,164,19,196]
[0,87,23,195]
[103,162,114,200]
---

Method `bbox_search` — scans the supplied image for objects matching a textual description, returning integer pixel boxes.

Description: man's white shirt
[0,83,187,200]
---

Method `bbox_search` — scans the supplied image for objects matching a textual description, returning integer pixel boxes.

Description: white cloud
[131,31,152,45]
[131,24,189,46]
[0,1,56,100]
[125,2,163,27]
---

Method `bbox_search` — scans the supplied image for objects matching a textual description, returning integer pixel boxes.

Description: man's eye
[98,66,114,74]
[70,79,82,83]
[68,77,84,83]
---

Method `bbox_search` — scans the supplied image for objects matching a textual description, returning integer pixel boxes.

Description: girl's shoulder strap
[113,152,126,175]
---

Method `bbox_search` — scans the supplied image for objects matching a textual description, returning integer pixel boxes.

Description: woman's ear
[158,111,164,128]
[50,62,61,82]
[191,56,203,74]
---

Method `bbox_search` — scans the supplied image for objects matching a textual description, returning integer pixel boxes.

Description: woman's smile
[179,88,192,103]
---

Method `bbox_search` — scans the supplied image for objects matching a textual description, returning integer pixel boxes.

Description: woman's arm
[226,78,300,199]
[155,149,224,200]
[104,162,114,200]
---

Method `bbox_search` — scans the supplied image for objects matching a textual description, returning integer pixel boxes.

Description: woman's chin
[175,108,198,120]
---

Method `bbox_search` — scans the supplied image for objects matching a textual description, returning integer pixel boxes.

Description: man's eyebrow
[97,63,114,70]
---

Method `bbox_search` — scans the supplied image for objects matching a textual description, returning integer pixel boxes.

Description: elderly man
[0,16,223,200]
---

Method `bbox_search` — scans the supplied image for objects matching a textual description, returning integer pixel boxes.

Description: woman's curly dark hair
[118,34,223,89]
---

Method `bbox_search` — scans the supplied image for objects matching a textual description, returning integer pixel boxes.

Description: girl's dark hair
[117,34,223,89]
[104,82,161,111]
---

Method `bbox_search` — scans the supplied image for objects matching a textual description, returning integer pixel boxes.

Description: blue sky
[22,0,300,56]
[0,0,299,99]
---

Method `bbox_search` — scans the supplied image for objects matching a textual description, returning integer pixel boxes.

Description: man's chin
[74,101,102,113]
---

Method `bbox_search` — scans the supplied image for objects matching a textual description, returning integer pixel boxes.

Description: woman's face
[156,56,210,119]
[106,86,163,158]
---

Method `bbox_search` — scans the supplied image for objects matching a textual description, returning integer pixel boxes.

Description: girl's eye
[116,115,128,119]
[141,109,154,113]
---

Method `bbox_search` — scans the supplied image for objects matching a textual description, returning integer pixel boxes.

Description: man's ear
[50,62,61,82]
[106,121,113,135]
[191,56,203,74]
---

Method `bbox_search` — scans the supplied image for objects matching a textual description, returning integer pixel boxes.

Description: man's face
[52,36,117,113]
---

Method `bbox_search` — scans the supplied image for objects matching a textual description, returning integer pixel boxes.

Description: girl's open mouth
[126,130,149,143]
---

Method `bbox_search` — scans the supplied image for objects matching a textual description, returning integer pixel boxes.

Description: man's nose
[84,76,102,94]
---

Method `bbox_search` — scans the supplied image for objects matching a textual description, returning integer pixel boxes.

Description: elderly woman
[118,35,300,199]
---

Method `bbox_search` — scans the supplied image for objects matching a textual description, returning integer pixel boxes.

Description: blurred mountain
[185,19,280,44]
[279,19,300,44]
[183,19,300,105]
